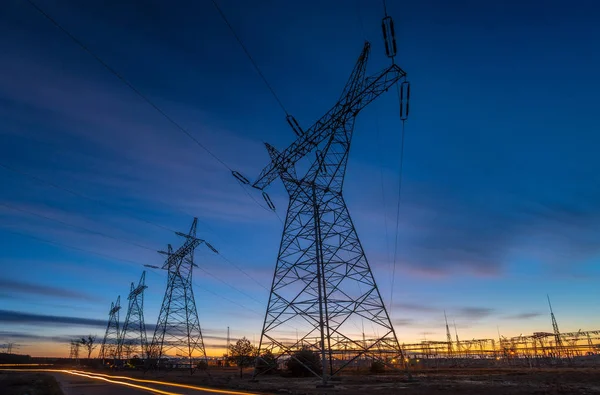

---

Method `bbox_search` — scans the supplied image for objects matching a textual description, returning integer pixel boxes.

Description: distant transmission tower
[118,271,148,360]
[547,295,565,358]
[148,218,215,373]
[99,295,121,363]
[69,340,80,362]
[242,41,409,385]
[444,311,453,357]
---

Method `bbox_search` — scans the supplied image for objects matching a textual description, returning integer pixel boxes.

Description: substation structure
[259,330,600,370]
[386,331,600,368]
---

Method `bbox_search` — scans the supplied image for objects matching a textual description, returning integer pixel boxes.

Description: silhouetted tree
[227,337,256,378]
[80,335,97,359]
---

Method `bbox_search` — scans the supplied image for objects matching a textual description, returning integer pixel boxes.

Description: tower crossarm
[252,61,406,191]
[160,238,203,270]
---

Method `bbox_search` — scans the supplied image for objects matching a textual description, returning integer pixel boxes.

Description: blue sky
[1,0,599,357]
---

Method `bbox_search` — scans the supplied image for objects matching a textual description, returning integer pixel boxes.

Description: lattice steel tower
[243,41,409,384]
[99,295,121,363]
[547,295,565,358]
[149,218,214,372]
[118,271,148,360]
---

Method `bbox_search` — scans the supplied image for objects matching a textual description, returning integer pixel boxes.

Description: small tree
[286,348,322,377]
[80,335,97,359]
[227,337,256,378]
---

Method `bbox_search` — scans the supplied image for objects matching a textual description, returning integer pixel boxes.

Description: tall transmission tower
[246,41,408,385]
[547,295,565,358]
[118,271,148,360]
[99,295,121,363]
[149,218,214,373]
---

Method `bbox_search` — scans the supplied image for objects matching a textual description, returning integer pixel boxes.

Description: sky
[1,0,599,358]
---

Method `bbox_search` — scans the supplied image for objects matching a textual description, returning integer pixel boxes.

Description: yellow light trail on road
[63,370,182,395]
[69,370,261,395]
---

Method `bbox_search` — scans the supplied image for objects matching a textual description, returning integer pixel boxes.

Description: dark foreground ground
[0,371,63,395]
[3,367,600,394]
[112,366,600,394]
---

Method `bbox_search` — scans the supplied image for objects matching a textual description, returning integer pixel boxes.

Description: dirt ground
[107,366,600,394]
[0,371,63,395]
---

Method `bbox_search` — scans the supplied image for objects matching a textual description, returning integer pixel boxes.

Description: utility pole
[226,326,231,358]
[245,40,409,386]
[99,296,121,364]
[118,271,148,361]
[148,218,216,374]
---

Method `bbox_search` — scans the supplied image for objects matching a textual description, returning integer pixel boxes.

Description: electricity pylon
[444,311,453,357]
[69,340,80,363]
[148,218,215,373]
[547,295,565,358]
[118,271,148,360]
[248,41,409,385]
[99,295,121,363]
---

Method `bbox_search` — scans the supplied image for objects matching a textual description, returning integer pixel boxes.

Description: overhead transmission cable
[1,227,263,315]
[24,0,282,220]
[211,0,288,116]
[0,201,156,252]
[24,0,231,171]
[379,0,410,317]
[355,1,394,278]
[12,1,282,286]
[0,201,264,306]
[0,162,269,291]
[0,162,175,233]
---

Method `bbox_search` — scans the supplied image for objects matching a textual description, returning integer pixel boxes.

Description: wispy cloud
[0,310,106,328]
[503,312,543,320]
[0,278,100,302]
[455,307,495,319]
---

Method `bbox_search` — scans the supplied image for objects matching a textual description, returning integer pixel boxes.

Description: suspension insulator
[231,170,250,184]
[286,114,304,137]
[400,80,410,120]
[382,16,397,59]
[262,191,276,211]
[205,242,219,254]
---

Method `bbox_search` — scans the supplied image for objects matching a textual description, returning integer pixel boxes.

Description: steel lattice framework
[99,295,121,363]
[251,42,408,384]
[118,271,148,360]
[149,218,208,372]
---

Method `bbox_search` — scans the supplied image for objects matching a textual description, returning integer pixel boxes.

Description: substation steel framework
[118,271,149,360]
[99,295,121,363]
[248,41,409,384]
[149,218,211,373]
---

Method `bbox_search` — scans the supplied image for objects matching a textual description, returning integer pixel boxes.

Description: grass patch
[0,371,63,395]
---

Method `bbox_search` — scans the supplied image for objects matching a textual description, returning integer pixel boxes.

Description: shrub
[286,348,322,377]
[370,360,385,374]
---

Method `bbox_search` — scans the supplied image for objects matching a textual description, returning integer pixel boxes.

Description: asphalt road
[49,370,260,395]
[52,371,152,395]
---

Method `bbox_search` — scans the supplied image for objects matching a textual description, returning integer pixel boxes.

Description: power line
[390,116,406,315]
[0,162,271,296]
[0,201,156,252]
[24,0,284,220]
[2,201,265,309]
[25,0,232,172]
[1,226,264,317]
[0,162,175,234]
[211,0,288,116]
